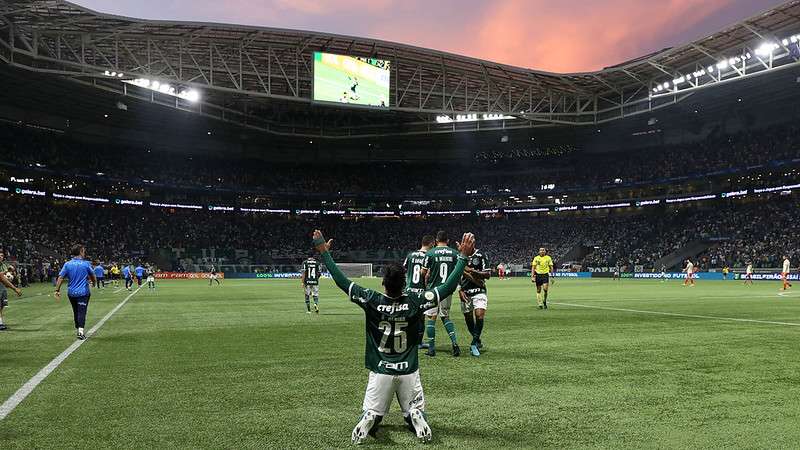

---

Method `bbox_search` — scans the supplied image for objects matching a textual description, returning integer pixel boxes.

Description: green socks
[426,320,437,347]
[442,318,458,345]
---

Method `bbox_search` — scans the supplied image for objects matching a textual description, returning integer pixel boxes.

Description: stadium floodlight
[755,42,779,57]
[183,90,200,102]
[123,78,201,102]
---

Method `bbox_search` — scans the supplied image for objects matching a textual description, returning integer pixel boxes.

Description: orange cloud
[75,0,779,73]
[440,0,734,72]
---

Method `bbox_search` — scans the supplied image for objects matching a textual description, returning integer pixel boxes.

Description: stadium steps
[655,240,712,271]
[561,244,591,265]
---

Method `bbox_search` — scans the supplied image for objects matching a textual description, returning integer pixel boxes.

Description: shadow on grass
[363,422,540,447]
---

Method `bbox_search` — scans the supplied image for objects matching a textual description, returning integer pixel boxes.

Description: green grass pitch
[1,278,799,448]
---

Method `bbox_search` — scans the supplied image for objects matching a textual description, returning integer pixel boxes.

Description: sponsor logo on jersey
[377,303,410,313]
[378,361,409,371]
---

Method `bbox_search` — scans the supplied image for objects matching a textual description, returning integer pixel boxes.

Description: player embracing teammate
[421,231,461,357]
[403,235,434,349]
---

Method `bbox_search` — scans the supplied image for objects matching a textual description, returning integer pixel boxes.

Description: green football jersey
[321,250,466,375]
[460,250,489,295]
[403,250,427,293]
[347,284,438,375]
[302,259,320,286]
[423,245,459,290]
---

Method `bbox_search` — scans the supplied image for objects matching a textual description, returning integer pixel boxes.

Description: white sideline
[0,287,141,421]
[553,302,800,327]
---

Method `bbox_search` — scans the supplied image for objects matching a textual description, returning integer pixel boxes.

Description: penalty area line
[0,287,142,421]
[552,302,800,327]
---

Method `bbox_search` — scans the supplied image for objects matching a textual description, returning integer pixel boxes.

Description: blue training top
[59,257,93,297]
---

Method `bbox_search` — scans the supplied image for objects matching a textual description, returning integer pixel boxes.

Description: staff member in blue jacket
[55,244,97,340]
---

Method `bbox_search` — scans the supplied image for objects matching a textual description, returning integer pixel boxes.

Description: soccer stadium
[1,0,800,447]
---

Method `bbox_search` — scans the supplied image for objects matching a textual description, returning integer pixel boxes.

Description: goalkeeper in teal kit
[312,229,474,444]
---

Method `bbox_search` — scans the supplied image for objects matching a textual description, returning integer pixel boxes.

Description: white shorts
[424,295,451,318]
[305,285,319,296]
[362,370,425,417]
[461,292,488,313]
[147,276,155,283]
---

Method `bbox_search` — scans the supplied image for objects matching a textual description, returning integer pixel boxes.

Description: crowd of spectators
[1,195,797,276]
[2,121,799,200]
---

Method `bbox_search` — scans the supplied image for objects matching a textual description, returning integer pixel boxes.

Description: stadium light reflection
[436,113,515,123]
[651,32,800,97]
[123,78,201,103]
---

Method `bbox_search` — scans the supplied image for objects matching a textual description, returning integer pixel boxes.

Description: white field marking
[0,287,141,421]
[555,292,799,303]
[552,302,800,327]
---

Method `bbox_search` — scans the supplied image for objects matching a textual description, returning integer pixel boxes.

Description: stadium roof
[1,0,800,137]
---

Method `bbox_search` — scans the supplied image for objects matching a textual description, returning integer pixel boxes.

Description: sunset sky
[74,0,784,73]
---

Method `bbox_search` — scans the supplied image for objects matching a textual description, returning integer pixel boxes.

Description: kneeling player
[312,230,472,444]
[531,248,554,309]
[460,246,490,357]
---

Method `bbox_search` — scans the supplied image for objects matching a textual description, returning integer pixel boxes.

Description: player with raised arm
[744,262,754,286]
[403,235,434,349]
[531,248,554,309]
[459,245,491,357]
[421,231,461,357]
[301,255,321,314]
[781,256,792,291]
[311,229,473,444]
[0,250,23,331]
[683,259,695,286]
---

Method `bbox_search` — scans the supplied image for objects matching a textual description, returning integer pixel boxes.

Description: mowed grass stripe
[1,279,799,449]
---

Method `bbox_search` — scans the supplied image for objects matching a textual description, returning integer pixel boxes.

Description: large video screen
[313,52,390,107]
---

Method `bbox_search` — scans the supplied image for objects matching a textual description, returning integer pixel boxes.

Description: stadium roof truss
[1,0,800,138]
